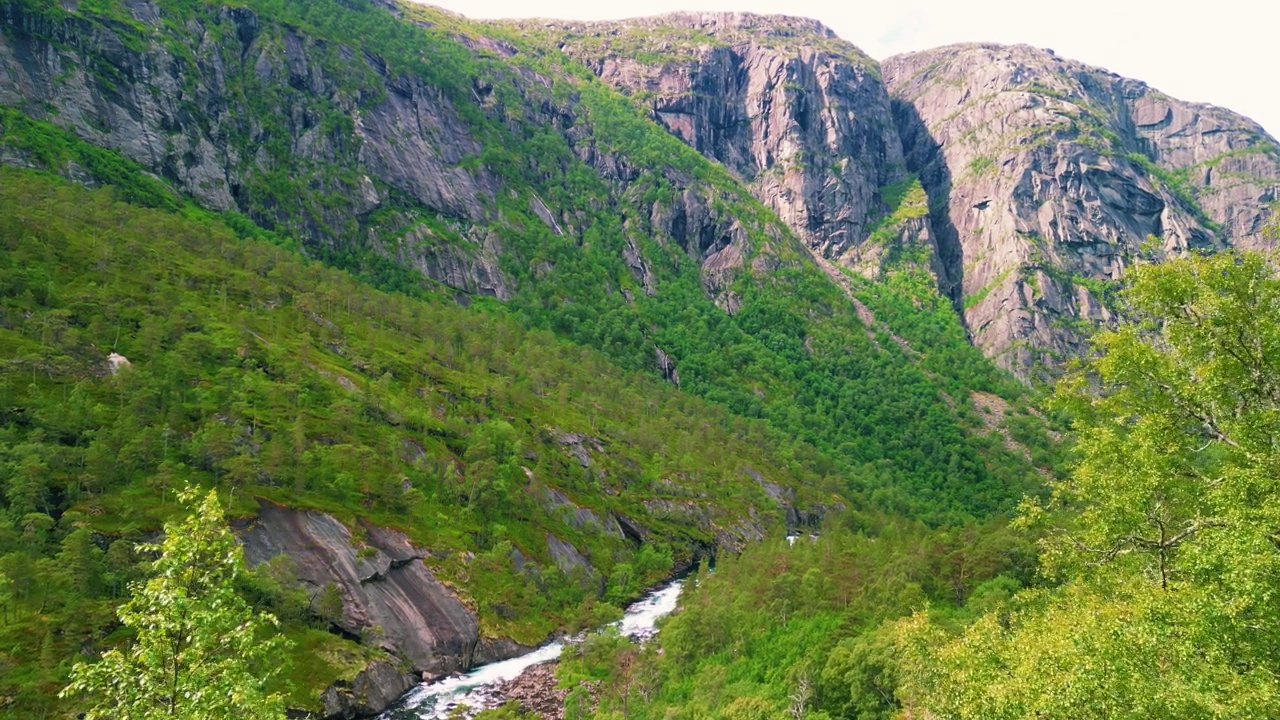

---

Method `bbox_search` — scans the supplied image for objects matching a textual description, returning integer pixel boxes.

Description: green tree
[58,527,106,596]
[61,489,290,720]
[896,250,1280,718]
[312,582,345,628]
[0,569,12,624]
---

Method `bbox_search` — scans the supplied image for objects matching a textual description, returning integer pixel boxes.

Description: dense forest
[0,167,806,714]
[0,151,1043,717]
[4,0,1270,718]
[538,248,1280,720]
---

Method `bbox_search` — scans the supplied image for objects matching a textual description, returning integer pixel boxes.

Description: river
[378,579,685,719]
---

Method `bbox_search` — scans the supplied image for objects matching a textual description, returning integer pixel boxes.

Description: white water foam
[379,579,684,719]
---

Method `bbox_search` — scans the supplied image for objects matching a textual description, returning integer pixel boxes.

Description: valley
[0,1,1276,718]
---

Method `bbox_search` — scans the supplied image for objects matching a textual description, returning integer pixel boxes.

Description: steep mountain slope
[0,163,831,717]
[0,0,1042,525]
[0,2,1058,717]
[883,43,1280,377]
[539,18,1279,380]
[522,13,935,278]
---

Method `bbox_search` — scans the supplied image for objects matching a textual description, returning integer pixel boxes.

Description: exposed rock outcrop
[884,43,1280,377]
[554,430,604,469]
[7,3,1277,386]
[546,532,594,575]
[105,352,132,374]
[538,12,933,269]
[746,466,825,532]
[391,224,512,300]
[320,658,417,720]
[541,487,624,538]
[240,501,480,677]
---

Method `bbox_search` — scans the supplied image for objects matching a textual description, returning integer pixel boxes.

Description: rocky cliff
[241,502,482,676]
[535,12,940,278]
[5,3,1274,384]
[883,43,1280,377]
[0,0,530,292]
[540,18,1280,379]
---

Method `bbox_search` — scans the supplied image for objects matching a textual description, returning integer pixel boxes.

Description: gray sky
[420,0,1280,137]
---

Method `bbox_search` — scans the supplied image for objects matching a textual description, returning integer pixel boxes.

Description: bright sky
[420,0,1280,137]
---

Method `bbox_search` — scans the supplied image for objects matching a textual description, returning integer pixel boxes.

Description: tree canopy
[61,489,290,720]
[896,249,1280,718]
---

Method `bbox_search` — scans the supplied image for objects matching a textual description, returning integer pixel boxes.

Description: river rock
[475,636,539,666]
[320,658,417,720]
[493,661,583,720]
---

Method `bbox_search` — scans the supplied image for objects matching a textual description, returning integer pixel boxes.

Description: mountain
[1,0,1273,716]
[525,16,1279,379]
[0,0,1042,512]
[884,43,1280,377]
[0,2,1053,717]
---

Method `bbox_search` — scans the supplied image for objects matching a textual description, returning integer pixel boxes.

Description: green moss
[277,629,387,712]
[964,267,1014,310]
[967,155,996,177]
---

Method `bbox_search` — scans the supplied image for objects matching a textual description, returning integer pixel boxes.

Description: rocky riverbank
[492,662,581,720]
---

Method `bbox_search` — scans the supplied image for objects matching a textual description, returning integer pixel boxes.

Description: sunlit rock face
[884,43,1279,378]
[542,12,928,265]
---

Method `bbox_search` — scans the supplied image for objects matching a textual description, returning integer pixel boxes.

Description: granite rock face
[542,16,1280,378]
[883,43,1280,377]
[319,658,417,720]
[540,12,931,270]
[241,501,480,676]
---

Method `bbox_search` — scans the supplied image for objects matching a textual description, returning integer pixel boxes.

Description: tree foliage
[559,516,1032,720]
[896,250,1280,718]
[61,489,289,720]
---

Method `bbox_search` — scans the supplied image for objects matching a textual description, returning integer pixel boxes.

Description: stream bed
[378,579,685,719]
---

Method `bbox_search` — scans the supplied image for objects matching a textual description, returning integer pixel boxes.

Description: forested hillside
[0,165,810,716]
[0,0,1049,523]
[0,115,1044,719]
[541,246,1280,720]
[0,0,1092,717]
